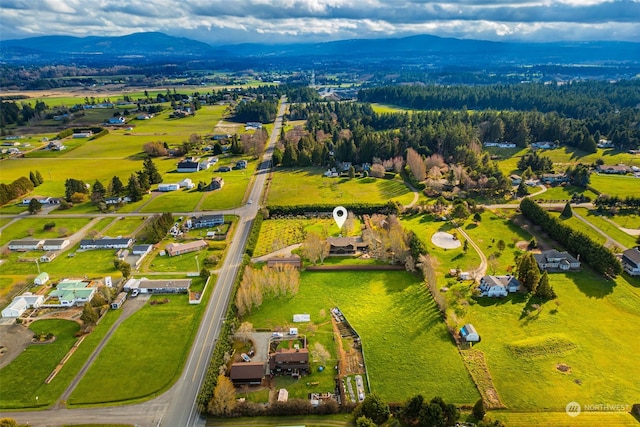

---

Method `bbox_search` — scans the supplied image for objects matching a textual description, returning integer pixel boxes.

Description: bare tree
[208,375,237,416]
[370,163,386,178]
[406,148,426,182]
[311,342,331,366]
[237,322,254,343]
[303,231,325,265]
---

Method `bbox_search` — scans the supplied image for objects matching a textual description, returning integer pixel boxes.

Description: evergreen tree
[560,202,573,218]
[35,170,44,185]
[535,270,556,300]
[516,180,528,197]
[91,180,106,204]
[64,178,88,201]
[517,252,541,293]
[127,174,143,202]
[29,171,38,187]
[212,142,223,155]
[111,176,125,196]
[348,165,356,178]
[473,399,486,421]
[354,394,390,425]
[80,304,98,325]
[143,157,163,184]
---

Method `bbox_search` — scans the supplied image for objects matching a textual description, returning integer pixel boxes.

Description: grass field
[574,208,637,249]
[244,270,479,404]
[590,174,640,197]
[0,319,81,409]
[4,245,121,277]
[267,168,415,207]
[370,103,415,114]
[103,217,147,237]
[68,293,209,405]
[145,247,221,272]
[531,185,598,202]
[0,217,91,246]
[550,212,607,246]
[489,411,639,426]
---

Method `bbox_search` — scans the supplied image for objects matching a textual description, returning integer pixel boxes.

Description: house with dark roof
[8,239,44,251]
[327,236,368,255]
[622,247,640,276]
[176,157,201,172]
[534,250,581,272]
[138,279,191,294]
[208,177,224,191]
[597,164,631,174]
[42,239,70,251]
[80,238,133,250]
[229,362,266,385]
[267,256,302,269]
[189,214,224,229]
[541,173,569,185]
[269,347,309,377]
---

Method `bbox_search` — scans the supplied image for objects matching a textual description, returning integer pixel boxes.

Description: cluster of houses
[176,156,219,173]
[484,142,516,148]
[596,164,639,175]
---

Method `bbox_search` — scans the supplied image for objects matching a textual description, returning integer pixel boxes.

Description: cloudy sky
[1,0,639,44]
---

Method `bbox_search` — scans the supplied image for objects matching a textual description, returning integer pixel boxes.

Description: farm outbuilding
[460,324,480,342]
[34,272,50,285]
[111,292,127,309]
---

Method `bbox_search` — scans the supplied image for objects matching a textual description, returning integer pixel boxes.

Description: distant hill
[2,31,639,66]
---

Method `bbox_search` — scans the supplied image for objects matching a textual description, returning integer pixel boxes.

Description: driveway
[0,323,34,369]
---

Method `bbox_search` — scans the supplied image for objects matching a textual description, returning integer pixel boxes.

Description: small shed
[34,272,50,286]
[277,388,289,402]
[111,292,127,309]
[460,324,480,342]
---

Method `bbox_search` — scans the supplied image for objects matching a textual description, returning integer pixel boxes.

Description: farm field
[68,292,210,405]
[489,410,639,426]
[590,174,640,197]
[267,168,415,207]
[244,270,480,404]
[253,218,362,258]
[0,217,92,246]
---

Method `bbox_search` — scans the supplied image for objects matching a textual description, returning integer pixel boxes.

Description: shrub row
[89,128,109,140]
[520,198,622,277]
[244,210,264,257]
[0,176,34,205]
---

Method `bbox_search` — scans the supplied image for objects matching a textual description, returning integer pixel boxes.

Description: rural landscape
[1,3,640,427]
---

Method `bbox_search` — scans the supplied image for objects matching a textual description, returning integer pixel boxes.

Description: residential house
[137,278,191,294]
[79,238,133,250]
[189,214,224,229]
[34,272,50,285]
[132,244,153,256]
[245,122,263,130]
[165,240,208,257]
[22,196,60,205]
[111,292,127,309]
[208,177,224,191]
[73,130,93,138]
[478,275,521,297]
[212,134,230,141]
[540,173,569,185]
[510,174,522,185]
[45,279,95,307]
[460,324,480,342]
[42,239,70,251]
[2,293,45,318]
[107,117,125,125]
[158,183,181,192]
[179,178,195,189]
[136,113,154,120]
[327,236,368,255]
[622,247,640,276]
[324,168,339,178]
[596,164,631,175]
[531,141,555,150]
[217,166,231,172]
[235,159,248,169]
[8,239,44,251]
[597,139,614,149]
[199,157,218,170]
[176,157,201,172]
[104,197,123,205]
[269,347,310,377]
[48,140,66,151]
[40,252,58,263]
[229,362,266,385]
[534,250,581,272]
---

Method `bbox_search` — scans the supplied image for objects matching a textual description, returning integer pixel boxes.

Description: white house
[478,275,521,297]
[42,239,70,251]
[34,272,50,285]
[622,247,640,276]
[44,279,95,307]
[534,250,581,272]
[158,183,180,192]
[2,293,45,318]
[8,239,44,251]
[79,238,133,250]
[179,178,195,189]
[460,324,480,342]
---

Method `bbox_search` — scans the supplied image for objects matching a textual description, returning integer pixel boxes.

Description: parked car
[131,289,139,297]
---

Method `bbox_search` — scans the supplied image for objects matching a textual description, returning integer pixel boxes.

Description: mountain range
[1,31,639,66]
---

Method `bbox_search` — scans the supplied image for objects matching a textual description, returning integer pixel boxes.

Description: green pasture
[370,103,416,114]
[532,185,598,202]
[463,270,640,411]
[0,319,80,409]
[0,217,91,246]
[244,270,479,404]
[204,414,351,427]
[550,211,607,246]
[253,218,362,258]
[0,203,28,214]
[68,293,209,405]
[574,208,637,249]
[87,218,115,235]
[145,247,218,273]
[267,168,415,206]
[140,189,203,213]
[199,161,258,211]
[4,246,120,277]
[590,174,640,197]
[103,217,147,237]
[609,211,640,229]
[489,411,639,426]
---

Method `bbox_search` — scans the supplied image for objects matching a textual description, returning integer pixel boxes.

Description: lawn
[145,247,221,273]
[463,270,640,411]
[532,185,598,202]
[253,218,362,258]
[244,270,480,404]
[0,319,81,409]
[609,211,640,229]
[68,293,209,405]
[0,217,92,246]
[267,168,415,207]
[574,208,637,249]
[550,212,607,246]
[4,245,121,277]
[590,174,640,197]
[102,217,147,237]
[489,410,639,427]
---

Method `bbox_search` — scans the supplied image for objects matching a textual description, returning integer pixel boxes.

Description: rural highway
[0,97,287,427]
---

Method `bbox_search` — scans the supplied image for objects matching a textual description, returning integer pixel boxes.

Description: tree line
[519,198,622,277]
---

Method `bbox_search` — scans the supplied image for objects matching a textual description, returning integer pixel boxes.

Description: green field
[550,212,607,246]
[531,185,598,202]
[574,208,637,249]
[103,217,147,237]
[4,245,121,277]
[267,168,415,206]
[0,217,92,246]
[69,293,209,405]
[590,174,640,197]
[609,211,640,229]
[0,319,80,409]
[244,270,479,404]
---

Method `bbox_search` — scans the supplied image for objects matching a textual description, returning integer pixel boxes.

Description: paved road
[0,97,287,427]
